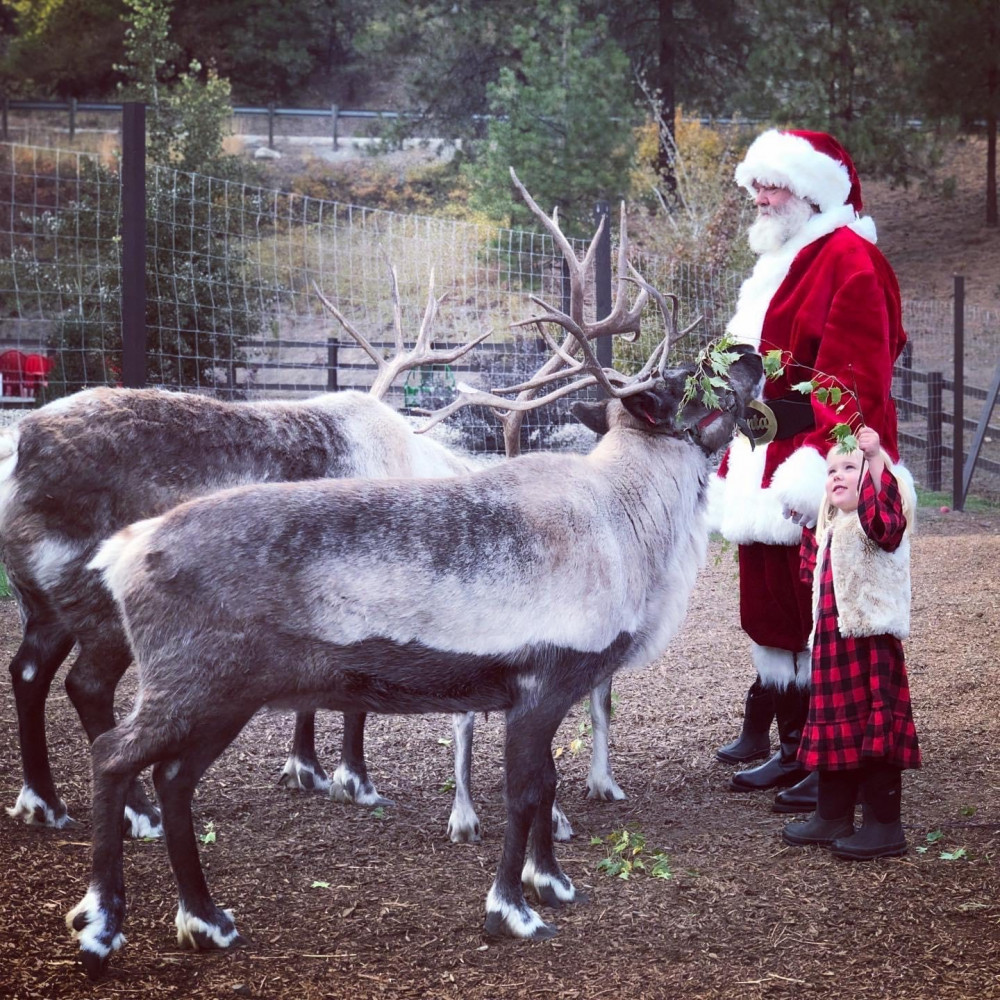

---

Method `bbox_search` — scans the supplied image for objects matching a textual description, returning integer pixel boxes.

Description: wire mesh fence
[0,141,996,499]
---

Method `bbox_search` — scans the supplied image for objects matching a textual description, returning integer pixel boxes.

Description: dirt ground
[0,507,997,1000]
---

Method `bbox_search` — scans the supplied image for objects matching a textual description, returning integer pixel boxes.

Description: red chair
[0,350,27,398]
[24,354,53,395]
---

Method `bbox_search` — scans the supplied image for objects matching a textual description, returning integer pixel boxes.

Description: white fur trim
[752,643,810,689]
[768,446,829,525]
[726,205,874,351]
[708,438,802,545]
[736,130,850,212]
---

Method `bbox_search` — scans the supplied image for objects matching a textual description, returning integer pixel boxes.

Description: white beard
[747,196,816,254]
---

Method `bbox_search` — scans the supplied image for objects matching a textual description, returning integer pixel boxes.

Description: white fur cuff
[768,447,828,524]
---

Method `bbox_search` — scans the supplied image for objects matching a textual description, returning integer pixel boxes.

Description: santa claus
[709,129,908,811]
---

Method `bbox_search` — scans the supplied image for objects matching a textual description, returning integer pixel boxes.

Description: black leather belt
[768,395,816,440]
[742,394,816,446]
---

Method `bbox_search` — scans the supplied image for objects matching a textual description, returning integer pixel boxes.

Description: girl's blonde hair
[815,446,917,539]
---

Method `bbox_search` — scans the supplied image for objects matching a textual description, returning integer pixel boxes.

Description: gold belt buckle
[742,399,777,446]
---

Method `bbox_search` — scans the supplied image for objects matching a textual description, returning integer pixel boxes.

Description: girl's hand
[856,426,881,460]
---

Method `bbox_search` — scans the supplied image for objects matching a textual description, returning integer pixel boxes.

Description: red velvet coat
[710,219,908,654]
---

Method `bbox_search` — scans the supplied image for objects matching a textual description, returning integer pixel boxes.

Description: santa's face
[747,184,815,254]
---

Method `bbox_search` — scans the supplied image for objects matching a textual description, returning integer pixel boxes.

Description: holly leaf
[763,349,785,379]
[831,425,858,453]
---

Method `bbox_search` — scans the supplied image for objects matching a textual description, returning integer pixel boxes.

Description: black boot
[716,678,775,764]
[782,770,857,846]
[831,764,906,860]
[773,770,819,813]
[729,684,809,792]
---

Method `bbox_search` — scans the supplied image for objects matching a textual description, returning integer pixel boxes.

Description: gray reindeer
[66,176,764,977]
[0,272,485,837]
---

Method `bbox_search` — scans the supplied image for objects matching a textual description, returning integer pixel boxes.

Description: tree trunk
[988,112,997,226]
[657,0,677,203]
[988,10,998,226]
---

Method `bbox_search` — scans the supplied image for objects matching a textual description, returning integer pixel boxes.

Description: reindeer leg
[7,589,76,828]
[278,711,331,793]
[586,677,625,802]
[484,701,572,940]
[448,711,481,843]
[66,723,148,979]
[153,716,253,954]
[330,712,393,807]
[523,742,581,908]
[63,633,162,839]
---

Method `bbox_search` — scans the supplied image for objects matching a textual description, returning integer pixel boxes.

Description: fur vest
[811,463,916,642]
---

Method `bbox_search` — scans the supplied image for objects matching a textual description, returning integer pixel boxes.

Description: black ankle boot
[716,678,775,764]
[782,812,854,846]
[830,811,906,859]
[830,766,906,859]
[773,770,819,813]
[729,684,808,792]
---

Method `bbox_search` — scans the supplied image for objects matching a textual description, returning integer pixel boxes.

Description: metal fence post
[594,200,612,368]
[69,97,77,142]
[952,275,965,510]
[121,102,147,389]
[926,370,943,492]
[331,104,339,150]
[267,103,275,149]
[327,339,339,391]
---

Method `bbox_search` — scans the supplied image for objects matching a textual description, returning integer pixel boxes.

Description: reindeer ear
[570,399,610,436]
[621,390,669,428]
[729,345,765,400]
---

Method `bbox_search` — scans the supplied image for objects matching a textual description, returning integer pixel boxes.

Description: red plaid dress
[798,471,921,771]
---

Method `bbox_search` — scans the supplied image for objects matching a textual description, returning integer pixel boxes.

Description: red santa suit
[708,130,908,692]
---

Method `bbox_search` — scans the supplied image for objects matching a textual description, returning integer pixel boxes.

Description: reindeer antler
[313,257,493,401]
[416,171,681,441]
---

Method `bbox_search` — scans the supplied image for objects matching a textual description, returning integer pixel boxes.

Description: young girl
[782,426,921,860]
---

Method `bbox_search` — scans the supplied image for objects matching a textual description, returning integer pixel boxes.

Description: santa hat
[734,129,863,214]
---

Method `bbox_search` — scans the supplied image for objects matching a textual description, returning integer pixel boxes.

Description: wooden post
[897,341,913,420]
[952,275,965,510]
[121,102,147,389]
[926,370,943,492]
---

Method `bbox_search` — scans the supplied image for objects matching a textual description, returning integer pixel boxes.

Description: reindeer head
[567,345,763,454]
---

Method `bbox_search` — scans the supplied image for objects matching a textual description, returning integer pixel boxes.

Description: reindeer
[65,172,764,978]
[0,199,642,847]
[0,270,487,838]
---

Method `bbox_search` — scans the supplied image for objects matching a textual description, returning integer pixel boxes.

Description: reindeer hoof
[123,805,163,839]
[7,785,74,828]
[278,756,331,794]
[175,905,244,951]
[586,780,626,802]
[522,859,578,907]
[66,889,126,979]
[330,766,392,807]
[79,948,110,981]
[484,887,558,940]
[483,909,557,940]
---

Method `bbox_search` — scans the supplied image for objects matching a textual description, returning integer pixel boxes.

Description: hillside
[865,135,1000,309]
